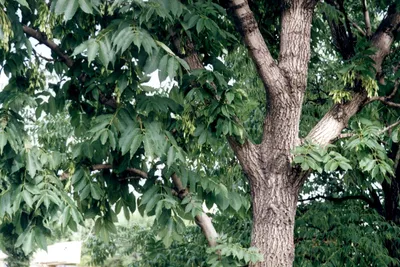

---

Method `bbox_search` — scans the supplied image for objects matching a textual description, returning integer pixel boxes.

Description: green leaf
[167,57,178,79]
[55,0,79,21]
[119,126,141,156]
[16,0,30,9]
[167,146,175,167]
[141,186,159,206]
[22,230,34,255]
[22,190,34,208]
[87,39,99,65]
[196,18,205,33]
[71,207,83,224]
[98,36,114,67]
[155,40,176,56]
[72,41,88,56]
[0,132,8,154]
[26,149,41,177]
[100,130,108,145]
[80,184,90,200]
[91,184,102,200]
[78,0,93,13]
[159,54,169,82]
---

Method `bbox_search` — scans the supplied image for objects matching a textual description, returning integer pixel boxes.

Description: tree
[0,0,399,266]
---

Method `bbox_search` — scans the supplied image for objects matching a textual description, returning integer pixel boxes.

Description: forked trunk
[249,172,299,267]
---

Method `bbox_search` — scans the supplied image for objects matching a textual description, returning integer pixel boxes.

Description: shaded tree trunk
[383,143,400,262]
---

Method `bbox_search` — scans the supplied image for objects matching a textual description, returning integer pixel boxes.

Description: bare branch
[337,132,355,139]
[22,25,74,67]
[91,164,148,178]
[336,120,400,140]
[299,194,375,206]
[23,25,119,109]
[33,48,55,62]
[380,120,400,134]
[362,0,372,36]
[351,20,366,36]
[91,164,218,246]
[171,174,218,247]
[365,80,399,105]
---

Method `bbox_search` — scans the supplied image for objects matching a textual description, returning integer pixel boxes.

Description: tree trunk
[383,143,400,262]
[250,172,299,267]
[228,1,399,266]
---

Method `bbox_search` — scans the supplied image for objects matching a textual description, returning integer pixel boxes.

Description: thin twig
[299,194,375,206]
[337,120,400,140]
[338,132,355,139]
[351,20,366,36]
[366,80,399,106]
[378,120,400,135]
[362,0,372,36]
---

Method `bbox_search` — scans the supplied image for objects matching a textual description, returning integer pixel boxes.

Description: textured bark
[230,1,316,266]
[307,11,400,145]
[250,172,299,266]
[229,1,400,266]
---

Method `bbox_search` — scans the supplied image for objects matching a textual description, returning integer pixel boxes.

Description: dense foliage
[0,0,399,266]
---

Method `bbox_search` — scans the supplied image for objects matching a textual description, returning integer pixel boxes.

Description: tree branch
[91,164,148,178]
[362,0,372,36]
[22,25,118,109]
[325,0,356,60]
[228,0,288,98]
[306,10,400,145]
[366,80,400,107]
[351,20,366,36]
[278,0,317,91]
[171,174,218,247]
[91,164,219,246]
[368,187,384,216]
[299,194,375,206]
[22,25,74,68]
[337,120,400,140]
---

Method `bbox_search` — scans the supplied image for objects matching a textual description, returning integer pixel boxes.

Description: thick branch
[229,0,288,98]
[22,25,74,68]
[367,80,400,107]
[278,0,317,91]
[307,11,400,145]
[171,173,218,247]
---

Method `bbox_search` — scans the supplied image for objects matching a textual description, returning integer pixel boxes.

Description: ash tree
[0,0,399,266]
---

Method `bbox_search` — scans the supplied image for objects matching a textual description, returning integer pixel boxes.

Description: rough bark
[229,0,316,266]
[307,11,400,145]
[229,1,400,266]
[250,172,300,266]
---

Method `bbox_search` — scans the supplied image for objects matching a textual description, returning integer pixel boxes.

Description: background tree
[0,0,399,266]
